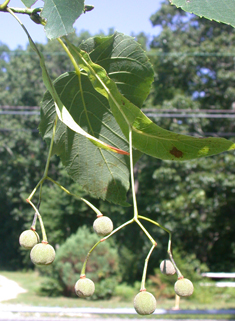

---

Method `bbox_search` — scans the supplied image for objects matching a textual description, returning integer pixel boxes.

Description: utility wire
[0,128,234,137]
[1,110,235,118]
[1,106,235,113]
[1,50,235,57]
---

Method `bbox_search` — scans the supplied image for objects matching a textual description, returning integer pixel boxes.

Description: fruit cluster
[73,216,194,315]
[19,228,55,265]
[19,200,56,267]
[21,129,194,316]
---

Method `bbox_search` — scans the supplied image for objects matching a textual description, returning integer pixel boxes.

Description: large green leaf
[170,0,235,28]
[41,0,85,39]
[80,32,154,108]
[39,33,153,204]
[65,40,235,160]
[40,72,137,205]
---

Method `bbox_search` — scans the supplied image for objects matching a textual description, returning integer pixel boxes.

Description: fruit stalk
[139,215,183,278]
[26,199,48,243]
[80,240,101,275]
[140,243,157,291]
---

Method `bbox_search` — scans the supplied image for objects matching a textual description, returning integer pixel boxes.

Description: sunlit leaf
[41,0,85,39]
[66,40,235,161]
[80,32,154,108]
[39,72,138,205]
[170,0,235,28]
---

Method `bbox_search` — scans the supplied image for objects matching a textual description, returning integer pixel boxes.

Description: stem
[57,38,94,135]
[101,218,134,241]
[43,117,58,178]
[139,215,183,278]
[26,199,47,242]
[27,117,58,201]
[1,5,42,14]
[168,251,183,279]
[1,7,33,14]
[31,212,38,229]
[129,127,138,220]
[57,38,81,76]
[80,218,134,275]
[0,0,10,10]
[80,198,103,218]
[139,215,172,250]
[129,127,156,245]
[46,177,104,218]
[27,178,45,201]
[80,240,101,275]
[46,177,74,195]
[136,219,156,245]
[140,244,156,291]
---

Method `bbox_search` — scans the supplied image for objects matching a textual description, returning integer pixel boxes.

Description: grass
[1,270,235,315]
[0,270,132,307]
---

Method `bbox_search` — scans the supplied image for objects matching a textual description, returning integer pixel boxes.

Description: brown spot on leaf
[170,147,183,158]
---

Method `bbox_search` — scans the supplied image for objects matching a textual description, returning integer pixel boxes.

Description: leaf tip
[108,145,130,155]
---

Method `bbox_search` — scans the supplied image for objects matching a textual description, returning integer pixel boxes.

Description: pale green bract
[39,33,153,205]
[65,39,235,161]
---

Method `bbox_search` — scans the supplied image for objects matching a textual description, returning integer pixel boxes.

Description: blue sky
[0,0,162,49]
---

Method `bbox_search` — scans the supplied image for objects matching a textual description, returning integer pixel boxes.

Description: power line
[0,128,234,137]
[2,111,235,118]
[0,105,39,110]
[1,50,235,57]
[0,111,40,115]
[2,106,235,113]
[145,113,235,118]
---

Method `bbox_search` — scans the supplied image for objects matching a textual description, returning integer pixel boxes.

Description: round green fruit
[160,259,176,275]
[30,242,55,265]
[93,216,113,237]
[134,291,157,315]
[174,278,194,297]
[19,229,40,249]
[75,277,95,298]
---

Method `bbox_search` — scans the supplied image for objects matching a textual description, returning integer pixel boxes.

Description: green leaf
[170,0,235,28]
[66,40,235,161]
[39,72,137,205]
[80,32,154,108]
[21,0,38,7]
[41,0,85,39]
[39,33,153,204]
